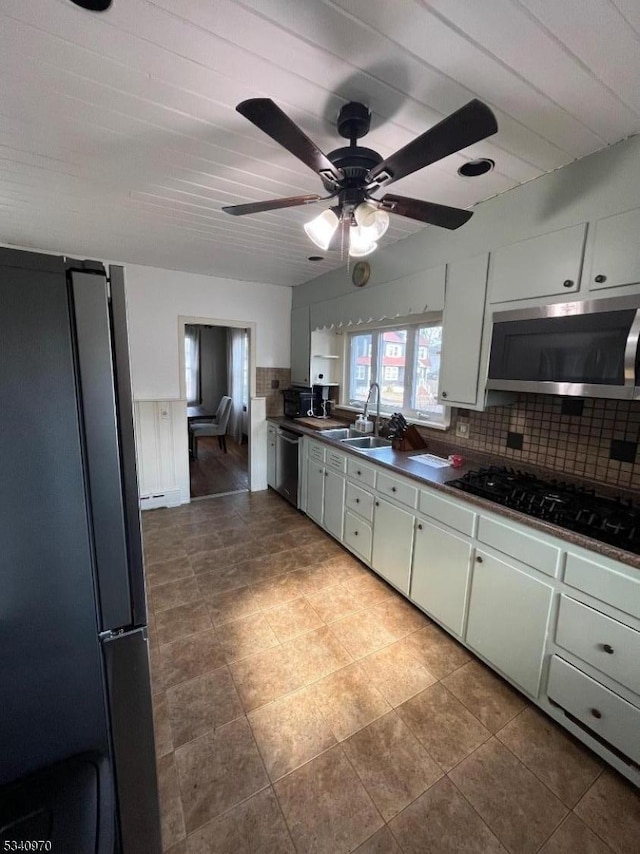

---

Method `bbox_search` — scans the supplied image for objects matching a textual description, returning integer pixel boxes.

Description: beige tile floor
[144,490,640,854]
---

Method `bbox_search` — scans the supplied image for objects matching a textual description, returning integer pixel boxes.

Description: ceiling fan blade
[368,99,498,188]
[379,194,473,230]
[237,99,343,185]
[222,194,324,216]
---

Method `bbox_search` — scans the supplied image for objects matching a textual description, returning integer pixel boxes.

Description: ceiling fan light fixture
[304,208,339,251]
[354,202,390,240]
[349,225,378,258]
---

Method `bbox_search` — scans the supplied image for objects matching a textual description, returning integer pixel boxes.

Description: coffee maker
[312,383,338,418]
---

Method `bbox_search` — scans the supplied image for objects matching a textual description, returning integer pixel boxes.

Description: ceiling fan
[222,98,498,257]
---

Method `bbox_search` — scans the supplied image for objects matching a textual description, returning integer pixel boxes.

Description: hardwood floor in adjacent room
[142,490,640,854]
[190,435,248,498]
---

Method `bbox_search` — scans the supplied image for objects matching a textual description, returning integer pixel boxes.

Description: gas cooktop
[448,466,640,555]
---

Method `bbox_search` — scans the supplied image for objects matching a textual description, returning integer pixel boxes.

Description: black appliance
[487,294,640,400]
[274,427,302,507]
[0,249,161,852]
[449,466,640,555]
[282,386,316,418]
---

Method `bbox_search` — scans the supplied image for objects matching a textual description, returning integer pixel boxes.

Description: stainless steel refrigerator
[0,248,161,852]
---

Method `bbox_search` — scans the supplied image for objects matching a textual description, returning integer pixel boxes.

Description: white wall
[123,263,291,503]
[125,264,291,400]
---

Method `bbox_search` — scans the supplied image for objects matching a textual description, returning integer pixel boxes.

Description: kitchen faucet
[363,382,381,436]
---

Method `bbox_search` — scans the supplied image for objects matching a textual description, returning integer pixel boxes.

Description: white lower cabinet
[371,497,415,595]
[547,656,640,765]
[411,521,472,637]
[344,509,372,563]
[466,550,553,697]
[324,469,345,540]
[306,458,325,525]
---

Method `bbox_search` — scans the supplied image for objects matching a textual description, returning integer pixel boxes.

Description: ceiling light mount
[337,101,372,142]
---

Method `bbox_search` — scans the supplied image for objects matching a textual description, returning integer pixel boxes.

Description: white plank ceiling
[1,0,639,286]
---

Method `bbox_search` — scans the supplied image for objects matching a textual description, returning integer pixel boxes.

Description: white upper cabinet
[290,305,310,386]
[488,223,587,303]
[438,253,490,407]
[589,206,640,292]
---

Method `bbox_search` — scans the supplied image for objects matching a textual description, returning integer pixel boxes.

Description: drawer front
[308,440,326,464]
[547,655,640,765]
[377,471,418,509]
[326,448,347,473]
[343,510,372,563]
[556,596,640,695]
[564,553,640,620]
[478,517,560,578]
[347,458,376,488]
[419,489,476,536]
[345,482,374,523]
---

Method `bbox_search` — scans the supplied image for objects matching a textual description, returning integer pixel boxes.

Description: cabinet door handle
[375,501,380,507]
[417,523,423,530]
[476,555,484,563]
[357,470,362,475]
[324,471,328,477]
[391,486,397,493]
[602,643,614,655]
[563,279,574,288]
[590,708,602,720]
[355,497,360,503]
[354,530,358,536]
[594,274,607,283]
[441,391,448,399]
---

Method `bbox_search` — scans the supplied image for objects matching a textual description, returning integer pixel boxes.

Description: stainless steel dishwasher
[275,426,301,507]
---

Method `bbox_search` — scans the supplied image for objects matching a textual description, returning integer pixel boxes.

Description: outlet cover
[455,421,470,438]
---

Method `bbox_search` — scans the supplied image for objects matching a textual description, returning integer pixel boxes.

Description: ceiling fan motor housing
[337,102,371,141]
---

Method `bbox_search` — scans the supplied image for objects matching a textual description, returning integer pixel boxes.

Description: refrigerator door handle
[71,269,133,632]
[109,266,148,628]
[102,627,162,853]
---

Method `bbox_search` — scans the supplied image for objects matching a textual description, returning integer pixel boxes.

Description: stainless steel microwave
[487,294,640,400]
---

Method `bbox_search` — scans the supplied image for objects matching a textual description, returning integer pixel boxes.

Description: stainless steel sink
[340,436,393,450]
[317,428,352,440]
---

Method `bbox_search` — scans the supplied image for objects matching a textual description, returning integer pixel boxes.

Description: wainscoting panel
[134,400,189,508]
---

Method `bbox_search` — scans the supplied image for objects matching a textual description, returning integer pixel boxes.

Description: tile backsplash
[256,367,290,417]
[448,394,640,490]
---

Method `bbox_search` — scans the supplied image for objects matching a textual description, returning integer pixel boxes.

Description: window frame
[342,314,450,430]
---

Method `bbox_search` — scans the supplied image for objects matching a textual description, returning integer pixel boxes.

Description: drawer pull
[476,555,484,563]
[357,470,362,475]
[594,274,607,283]
[391,486,397,492]
[355,497,360,503]
[590,708,603,720]
[602,643,614,655]
[417,523,423,530]
[375,501,380,507]
[563,279,574,288]
[324,471,328,477]
[353,530,358,536]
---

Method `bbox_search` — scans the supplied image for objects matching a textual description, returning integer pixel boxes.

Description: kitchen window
[346,320,448,428]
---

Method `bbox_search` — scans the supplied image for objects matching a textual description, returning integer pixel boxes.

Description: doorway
[183,322,250,499]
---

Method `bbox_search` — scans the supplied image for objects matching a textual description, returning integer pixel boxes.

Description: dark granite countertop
[268,416,640,571]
